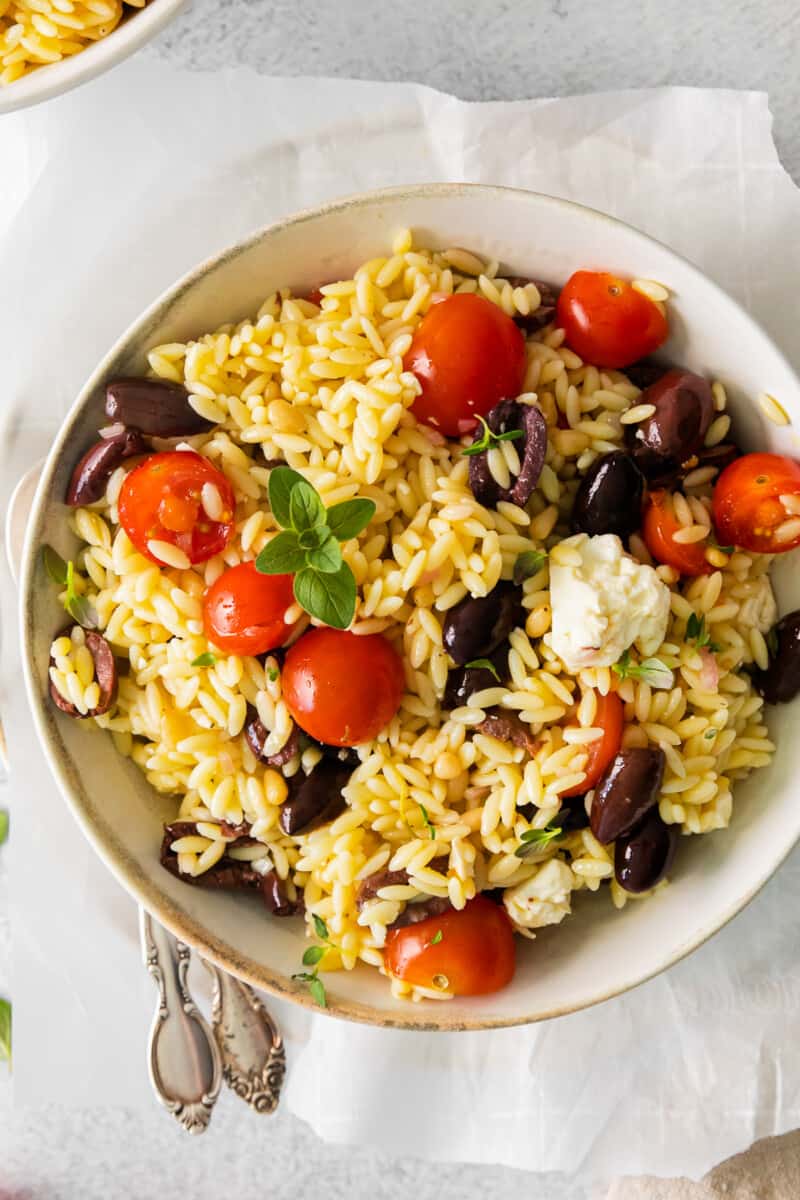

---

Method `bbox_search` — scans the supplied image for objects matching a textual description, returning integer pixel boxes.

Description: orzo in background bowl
[0,0,185,114]
[20,184,800,1029]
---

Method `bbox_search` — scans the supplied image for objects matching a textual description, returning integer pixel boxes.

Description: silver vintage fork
[7,461,285,1130]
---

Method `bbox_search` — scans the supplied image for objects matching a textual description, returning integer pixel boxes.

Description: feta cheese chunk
[547,533,670,671]
[504,859,575,931]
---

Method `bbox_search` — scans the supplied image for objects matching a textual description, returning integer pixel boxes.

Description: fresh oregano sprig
[461,416,524,458]
[612,649,674,690]
[256,467,375,630]
[515,824,563,858]
[686,612,720,653]
[42,545,98,629]
[292,913,332,1006]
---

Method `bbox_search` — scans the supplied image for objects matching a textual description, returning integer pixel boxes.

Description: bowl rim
[20,181,800,1030]
[0,0,186,116]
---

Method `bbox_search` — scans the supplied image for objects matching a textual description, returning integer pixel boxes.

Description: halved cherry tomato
[560,691,624,797]
[384,896,516,996]
[118,451,235,566]
[556,271,668,369]
[405,293,526,437]
[712,452,800,554]
[642,490,711,576]
[203,562,297,655]
[282,628,404,746]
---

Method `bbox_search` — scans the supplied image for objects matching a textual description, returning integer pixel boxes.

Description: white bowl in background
[20,183,800,1029]
[0,0,185,116]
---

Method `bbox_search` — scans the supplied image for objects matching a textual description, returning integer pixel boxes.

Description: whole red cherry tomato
[642,490,711,576]
[203,562,297,655]
[556,271,668,369]
[384,896,516,996]
[281,628,404,746]
[712,452,800,554]
[118,451,235,566]
[405,293,526,437]
[560,691,624,797]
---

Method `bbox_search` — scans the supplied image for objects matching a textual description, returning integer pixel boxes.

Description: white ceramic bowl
[0,0,185,115]
[20,184,800,1029]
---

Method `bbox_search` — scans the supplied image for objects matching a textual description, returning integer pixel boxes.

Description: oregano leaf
[325,498,376,542]
[268,466,308,528]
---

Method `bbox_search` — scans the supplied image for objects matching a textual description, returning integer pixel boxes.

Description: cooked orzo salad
[46,233,800,1004]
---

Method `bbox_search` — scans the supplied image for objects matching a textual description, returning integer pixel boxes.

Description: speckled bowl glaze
[20,184,800,1029]
[0,0,185,115]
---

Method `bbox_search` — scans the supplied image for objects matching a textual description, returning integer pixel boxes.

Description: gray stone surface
[2,0,800,1196]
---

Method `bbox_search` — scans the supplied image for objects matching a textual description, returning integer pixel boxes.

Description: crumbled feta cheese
[547,533,670,671]
[504,859,575,931]
[737,574,777,634]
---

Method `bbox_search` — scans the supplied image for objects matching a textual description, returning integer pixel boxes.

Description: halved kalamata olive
[442,583,523,667]
[468,399,548,509]
[443,644,509,709]
[590,747,665,845]
[556,795,590,832]
[357,856,449,909]
[507,277,560,333]
[66,429,147,506]
[49,627,117,717]
[244,706,301,766]
[279,759,351,835]
[105,377,215,437]
[160,823,298,914]
[261,870,298,916]
[476,710,539,755]
[754,610,800,704]
[624,360,669,391]
[626,369,713,479]
[389,896,453,929]
[570,451,645,539]
[615,809,677,894]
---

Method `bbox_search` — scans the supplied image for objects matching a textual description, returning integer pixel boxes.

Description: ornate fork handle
[140,909,223,1133]
[205,960,286,1112]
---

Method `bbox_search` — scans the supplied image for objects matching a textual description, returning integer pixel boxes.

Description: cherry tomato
[203,563,297,655]
[118,451,235,566]
[642,490,711,576]
[405,294,526,437]
[560,691,624,797]
[556,271,668,369]
[712,452,800,554]
[384,896,516,996]
[306,286,325,306]
[282,628,404,746]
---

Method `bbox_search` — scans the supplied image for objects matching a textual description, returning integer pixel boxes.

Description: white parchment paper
[2,58,800,1189]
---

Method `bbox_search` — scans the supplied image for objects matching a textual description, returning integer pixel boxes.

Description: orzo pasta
[0,0,147,87]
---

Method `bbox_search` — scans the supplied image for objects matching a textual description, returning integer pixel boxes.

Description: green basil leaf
[0,999,10,1065]
[42,544,69,585]
[302,945,326,967]
[289,480,326,534]
[0,810,8,846]
[312,913,329,940]
[513,550,547,586]
[306,534,343,575]
[256,530,307,575]
[191,652,217,668]
[294,564,356,630]
[309,977,327,1008]
[65,593,99,630]
[268,466,308,528]
[325,498,376,542]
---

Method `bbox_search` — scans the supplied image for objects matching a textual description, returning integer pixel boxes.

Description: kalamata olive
[357,856,449,909]
[615,809,677,893]
[590,747,665,845]
[279,759,351,835]
[442,583,523,667]
[624,360,668,391]
[49,626,117,718]
[476,710,539,754]
[65,429,146,506]
[570,451,645,539]
[626,369,713,479]
[105,377,215,437]
[244,706,301,766]
[443,644,509,709]
[468,399,548,509]
[556,795,590,832]
[389,896,453,929]
[160,823,298,914]
[507,277,560,333]
[753,610,800,704]
[260,870,298,916]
